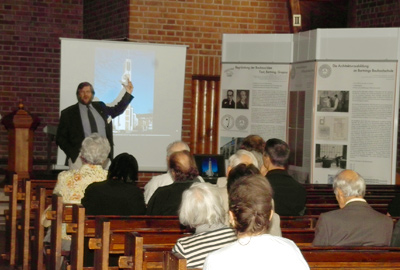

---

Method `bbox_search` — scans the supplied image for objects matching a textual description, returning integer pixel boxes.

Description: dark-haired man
[263,138,306,216]
[56,81,133,169]
[221,89,235,108]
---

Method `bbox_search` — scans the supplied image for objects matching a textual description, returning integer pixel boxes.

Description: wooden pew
[42,198,190,270]
[45,194,85,270]
[86,217,193,270]
[280,215,319,229]
[301,246,400,269]
[18,180,50,270]
[164,251,188,270]
[118,231,187,270]
[1,174,56,266]
[2,175,55,268]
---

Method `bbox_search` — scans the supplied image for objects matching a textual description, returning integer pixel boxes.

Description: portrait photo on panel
[221,89,236,109]
[236,89,250,109]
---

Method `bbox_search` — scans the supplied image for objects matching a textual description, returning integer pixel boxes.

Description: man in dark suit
[263,138,306,216]
[221,89,235,108]
[313,169,393,246]
[56,81,133,168]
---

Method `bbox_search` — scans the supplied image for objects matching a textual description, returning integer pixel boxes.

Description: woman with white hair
[52,133,111,205]
[172,182,236,269]
[43,133,111,249]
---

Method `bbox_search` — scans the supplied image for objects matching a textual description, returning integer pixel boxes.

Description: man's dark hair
[76,82,95,97]
[264,138,290,167]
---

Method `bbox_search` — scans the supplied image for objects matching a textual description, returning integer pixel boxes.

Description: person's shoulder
[57,169,75,179]
[318,208,342,221]
[61,103,79,113]
[145,173,172,188]
[150,173,171,182]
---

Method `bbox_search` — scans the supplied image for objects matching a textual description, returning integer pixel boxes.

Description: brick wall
[352,0,400,27]
[0,1,83,176]
[0,0,290,182]
[83,0,129,39]
[82,0,290,182]
[3,0,400,182]
[127,0,290,145]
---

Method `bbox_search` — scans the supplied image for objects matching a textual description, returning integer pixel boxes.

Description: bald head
[227,150,258,176]
[333,169,366,208]
[168,150,199,182]
[165,141,190,167]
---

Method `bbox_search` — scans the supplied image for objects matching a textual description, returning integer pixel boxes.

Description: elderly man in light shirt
[144,140,204,204]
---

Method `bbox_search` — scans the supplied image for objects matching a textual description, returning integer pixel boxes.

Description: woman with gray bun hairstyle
[172,182,236,269]
[203,175,309,270]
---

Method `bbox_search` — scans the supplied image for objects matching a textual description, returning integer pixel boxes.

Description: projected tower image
[114,59,139,132]
[94,47,155,135]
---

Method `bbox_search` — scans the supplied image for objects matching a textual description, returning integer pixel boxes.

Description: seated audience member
[225,163,282,237]
[81,152,145,267]
[143,141,204,204]
[81,152,146,215]
[203,175,309,270]
[313,169,393,246]
[392,220,400,246]
[172,183,237,268]
[239,134,265,153]
[144,141,189,203]
[263,138,306,216]
[216,149,258,188]
[43,133,110,249]
[239,134,267,175]
[146,150,201,215]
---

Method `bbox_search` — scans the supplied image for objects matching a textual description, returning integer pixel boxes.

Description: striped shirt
[172,226,237,269]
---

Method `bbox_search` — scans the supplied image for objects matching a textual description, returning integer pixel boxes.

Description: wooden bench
[301,246,400,269]
[86,217,193,270]
[41,195,192,270]
[46,194,85,270]
[280,215,319,229]
[2,175,55,267]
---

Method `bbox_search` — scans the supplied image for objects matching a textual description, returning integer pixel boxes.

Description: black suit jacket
[81,179,146,215]
[266,169,307,216]
[56,92,133,164]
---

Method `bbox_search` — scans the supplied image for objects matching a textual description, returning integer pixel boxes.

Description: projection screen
[57,38,187,171]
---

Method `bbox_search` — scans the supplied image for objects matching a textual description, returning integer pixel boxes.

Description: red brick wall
[0,1,83,175]
[127,0,290,145]
[83,0,130,39]
[0,0,290,182]
[351,0,400,27]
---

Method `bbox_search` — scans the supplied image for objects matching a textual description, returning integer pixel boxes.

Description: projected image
[200,157,219,177]
[94,47,155,133]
